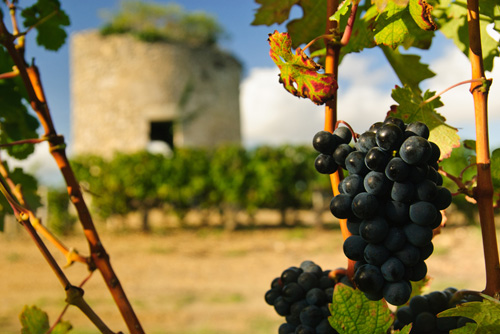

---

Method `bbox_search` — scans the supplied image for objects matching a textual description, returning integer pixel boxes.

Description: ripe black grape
[333,126,352,144]
[355,131,377,153]
[405,121,430,139]
[353,264,385,295]
[364,147,390,172]
[383,281,412,306]
[315,154,338,174]
[313,131,338,155]
[399,136,432,165]
[343,235,368,261]
[351,192,379,219]
[345,151,368,175]
[329,194,353,219]
[332,143,354,168]
[376,123,403,151]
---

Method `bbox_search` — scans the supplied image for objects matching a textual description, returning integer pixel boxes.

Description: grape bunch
[312,117,453,305]
[264,260,350,334]
[394,288,478,333]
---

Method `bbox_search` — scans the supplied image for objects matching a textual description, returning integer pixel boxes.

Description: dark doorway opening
[150,121,174,150]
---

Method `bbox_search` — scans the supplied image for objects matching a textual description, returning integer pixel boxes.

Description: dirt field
[0,222,493,334]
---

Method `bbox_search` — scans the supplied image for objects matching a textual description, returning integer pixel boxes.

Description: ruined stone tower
[70,30,242,157]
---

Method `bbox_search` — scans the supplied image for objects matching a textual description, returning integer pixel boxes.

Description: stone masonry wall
[71,30,242,157]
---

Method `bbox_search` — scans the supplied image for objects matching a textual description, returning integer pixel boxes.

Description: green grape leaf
[268,31,337,105]
[329,284,393,334]
[491,149,500,193]
[389,86,460,160]
[251,0,299,25]
[408,0,437,31]
[286,0,328,50]
[20,305,72,334]
[0,47,39,159]
[373,2,411,48]
[438,295,500,333]
[380,45,435,93]
[435,0,500,72]
[21,0,70,51]
[331,0,351,23]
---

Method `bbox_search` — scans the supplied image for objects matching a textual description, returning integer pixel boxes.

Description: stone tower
[70,30,242,157]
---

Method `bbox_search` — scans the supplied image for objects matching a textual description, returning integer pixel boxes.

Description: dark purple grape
[297,272,320,291]
[313,131,338,154]
[364,243,391,266]
[385,157,410,182]
[332,143,354,169]
[434,186,452,210]
[299,305,324,327]
[381,257,405,282]
[279,323,296,334]
[333,126,352,144]
[351,192,379,219]
[355,131,377,153]
[399,136,432,165]
[391,181,415,203]
[364,171,390,196]
[383,280,412,306]
[384,117,406,131]
[364,147,390,172]
[343,235,368,261]
[330,194,353,219]
[315,154,338,174]
[359,216,389,243]
[415,179,438,202]
[345,151,369,175]
[282,283,306,303]
[413,312,436,332]
[384,227,407,252]
[405,121,430,139]
[353,264,385,295]
[376,123,403,151]
[265,287,282,305]
[409,201,438,226]
[342,174,365,197]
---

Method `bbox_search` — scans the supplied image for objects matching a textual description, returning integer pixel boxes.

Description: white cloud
[240,52,397,147]
[241,48,500,149]
[240,67,324,148]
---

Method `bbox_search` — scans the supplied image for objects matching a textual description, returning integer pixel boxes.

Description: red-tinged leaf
[329,284,394,334]
[268,31,337,105]
[409,0,437,31]
[395,324,413,333]
[251,0,299,26]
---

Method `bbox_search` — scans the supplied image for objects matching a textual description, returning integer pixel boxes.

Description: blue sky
[8,1,500,183]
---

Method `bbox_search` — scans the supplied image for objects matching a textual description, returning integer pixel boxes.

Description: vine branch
[0,10,145,333]
[466,0,500,297]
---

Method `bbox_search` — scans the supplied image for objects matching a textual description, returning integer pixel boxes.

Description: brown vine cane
[0,12,145,334]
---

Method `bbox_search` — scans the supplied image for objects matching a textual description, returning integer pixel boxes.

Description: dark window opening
[150,121,174,151]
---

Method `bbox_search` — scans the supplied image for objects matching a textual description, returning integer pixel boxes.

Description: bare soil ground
[0,222,492,334]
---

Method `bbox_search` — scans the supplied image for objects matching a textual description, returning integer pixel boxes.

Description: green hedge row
[70,145,333,230]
